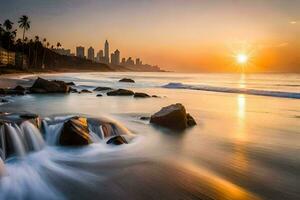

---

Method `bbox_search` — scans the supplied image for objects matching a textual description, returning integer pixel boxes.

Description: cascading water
[3,123,27,158]
[21,121,45,151]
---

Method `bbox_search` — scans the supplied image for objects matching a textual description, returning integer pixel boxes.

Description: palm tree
[18,16,30,69]
[3,20,13,31]
[56,42,61,49]
[18,15,30,42]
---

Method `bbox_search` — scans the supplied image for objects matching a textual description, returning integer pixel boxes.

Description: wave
[163,83,300,99]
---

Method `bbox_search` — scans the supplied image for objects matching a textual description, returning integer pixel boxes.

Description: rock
[80,89,92,93]
[150,103,196,130]
[20,113,39,119]
[14,85,26,91]
[59,117,92,146]
[0,88,26,95]
[0,112,40,128]
[0,99,9,103]
[107,136,128,145]
[119,78,135,83]
[134,92,150,98]
[58,116,133,146]
[30,77,70,93]
[152,95,160,98]
[96,94,103,97]
[66,82,76,86]
[187,113,197,126]
[69,87,78,93]
[140,116,150,120]
[94,86,112,91]
[107,89,134,96]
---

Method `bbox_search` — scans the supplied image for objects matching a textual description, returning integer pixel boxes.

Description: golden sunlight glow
[236,54,248,64]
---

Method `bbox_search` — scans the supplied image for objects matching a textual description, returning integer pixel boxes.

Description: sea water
[0,72,299,200]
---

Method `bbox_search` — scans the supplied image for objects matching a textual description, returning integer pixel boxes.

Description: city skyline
[0,0,300,72]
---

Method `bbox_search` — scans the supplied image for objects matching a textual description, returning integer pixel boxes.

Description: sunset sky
[1,0,299,72]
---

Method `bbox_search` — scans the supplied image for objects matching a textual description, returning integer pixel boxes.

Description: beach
[0,72,299,200]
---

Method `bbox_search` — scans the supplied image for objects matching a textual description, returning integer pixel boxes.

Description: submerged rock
[150,103,196,130]
[80,89,92,93]
[107,136,128,145]
[69,87,79,93]
[134,92,150,98]
[107,89,134,96]
[94,86,112,91]
[119,78,135,83]
[14,85,26,91]
[30,77,70,93]
[0,99,9,103]
[0,88,26,95]
[66,82,76,86]
[140,116,150,120]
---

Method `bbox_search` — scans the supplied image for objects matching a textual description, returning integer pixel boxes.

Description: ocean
[0,72,299,200]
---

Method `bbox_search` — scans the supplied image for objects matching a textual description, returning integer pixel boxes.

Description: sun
[236,54,248,64]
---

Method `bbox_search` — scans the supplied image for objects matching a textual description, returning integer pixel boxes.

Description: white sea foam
[163,82,300,99]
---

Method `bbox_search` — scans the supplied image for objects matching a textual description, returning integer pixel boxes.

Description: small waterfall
[43,120,64,145]
[4,124,27,158]
[21,121,45,151]
[0,121,46,160]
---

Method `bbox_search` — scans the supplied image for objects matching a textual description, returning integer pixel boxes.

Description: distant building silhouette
[104,40,109,64]
[136,58,142,65]
[121,58,126,65]
[87,47,95,61]
[111,49,120,65]
[126,57,134,65]
[76,46,85,58]
[53,48,71,56]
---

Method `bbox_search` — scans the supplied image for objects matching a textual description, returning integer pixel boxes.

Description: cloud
[289,21,297,24]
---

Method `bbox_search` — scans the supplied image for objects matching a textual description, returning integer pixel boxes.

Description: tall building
[136,58,142,65]
[76,46,85,58]
[111,49,120,65]
[87,47,95,61]
[126,57,134,65]
[104,40,109,63]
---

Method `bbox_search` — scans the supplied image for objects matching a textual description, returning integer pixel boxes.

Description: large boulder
[30,77,70,93]
[150,103,196,130]
[134,92,150,98]
[119,78,135,83]
[107,89,134,96]
[59,117,91,146]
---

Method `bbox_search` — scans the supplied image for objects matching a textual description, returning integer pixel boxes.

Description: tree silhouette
[18,15,30,42]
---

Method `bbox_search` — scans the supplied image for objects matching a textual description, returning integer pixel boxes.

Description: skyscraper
[111,49,120,65]
[104,40,109,63]
[87,47,95,61]
[76,46,85,58]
